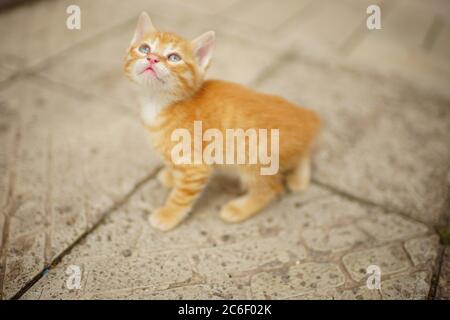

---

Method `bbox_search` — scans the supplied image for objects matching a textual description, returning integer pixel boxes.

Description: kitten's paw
[220,202,249,223]
[149,207,185,231]
[157,167,174,188]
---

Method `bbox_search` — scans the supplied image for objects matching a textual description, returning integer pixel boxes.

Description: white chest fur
[139,96,168,127]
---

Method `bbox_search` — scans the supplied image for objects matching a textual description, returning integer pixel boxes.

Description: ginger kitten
[124,12,320,231]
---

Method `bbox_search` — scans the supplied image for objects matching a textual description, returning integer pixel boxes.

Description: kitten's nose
[147,55,160,64]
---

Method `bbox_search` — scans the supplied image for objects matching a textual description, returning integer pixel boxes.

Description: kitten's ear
[191,31,215,72]
[131,12,156,45]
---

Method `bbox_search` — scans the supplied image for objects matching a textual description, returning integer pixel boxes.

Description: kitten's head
[124,12,215,99]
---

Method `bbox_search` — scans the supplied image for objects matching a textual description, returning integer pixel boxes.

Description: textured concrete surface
[436,247,450,299]
[0,0,449,300]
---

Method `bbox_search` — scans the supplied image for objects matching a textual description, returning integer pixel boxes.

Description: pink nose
[147,55,160,64]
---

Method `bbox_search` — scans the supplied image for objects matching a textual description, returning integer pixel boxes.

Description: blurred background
[0,0,449,300]
[1,0,449,94]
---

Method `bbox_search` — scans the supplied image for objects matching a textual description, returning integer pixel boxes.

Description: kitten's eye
[138,44,151,54]
[167,53,181,63]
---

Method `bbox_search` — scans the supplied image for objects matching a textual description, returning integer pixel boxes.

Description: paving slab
[358,213,428,243]
[380,272,430,300]
[301,225,368,253]
[85,279,249,300]
[0,63,18,84]
[436,246,450,299]
[404,235,440,267]
[0,78,159,299]
[347,0,450,98]
[221,0,311,32]
[280,0,376,50]
[256,54,450,225]
[175,0,240,15]
[0,118,13,212]
[287,286,382,300]
[342,244,411,282]
[83,253,193,294]
[265,0,450,101]
[20,172,438,299]
[282,195,370,229]
[2,232,46,298]
[250,262,346,299]
[431,21,450,63]
[190,236,307,280]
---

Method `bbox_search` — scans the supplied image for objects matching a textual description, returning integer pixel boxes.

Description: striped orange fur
[124,13,320,231]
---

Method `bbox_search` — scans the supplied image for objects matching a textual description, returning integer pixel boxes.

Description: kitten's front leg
[149,165,211,231]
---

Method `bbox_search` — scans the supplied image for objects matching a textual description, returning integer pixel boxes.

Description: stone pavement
[0,0,449,300]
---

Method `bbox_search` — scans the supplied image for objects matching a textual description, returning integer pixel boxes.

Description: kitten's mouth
[139,65,164,83]
[141,66,156,76]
